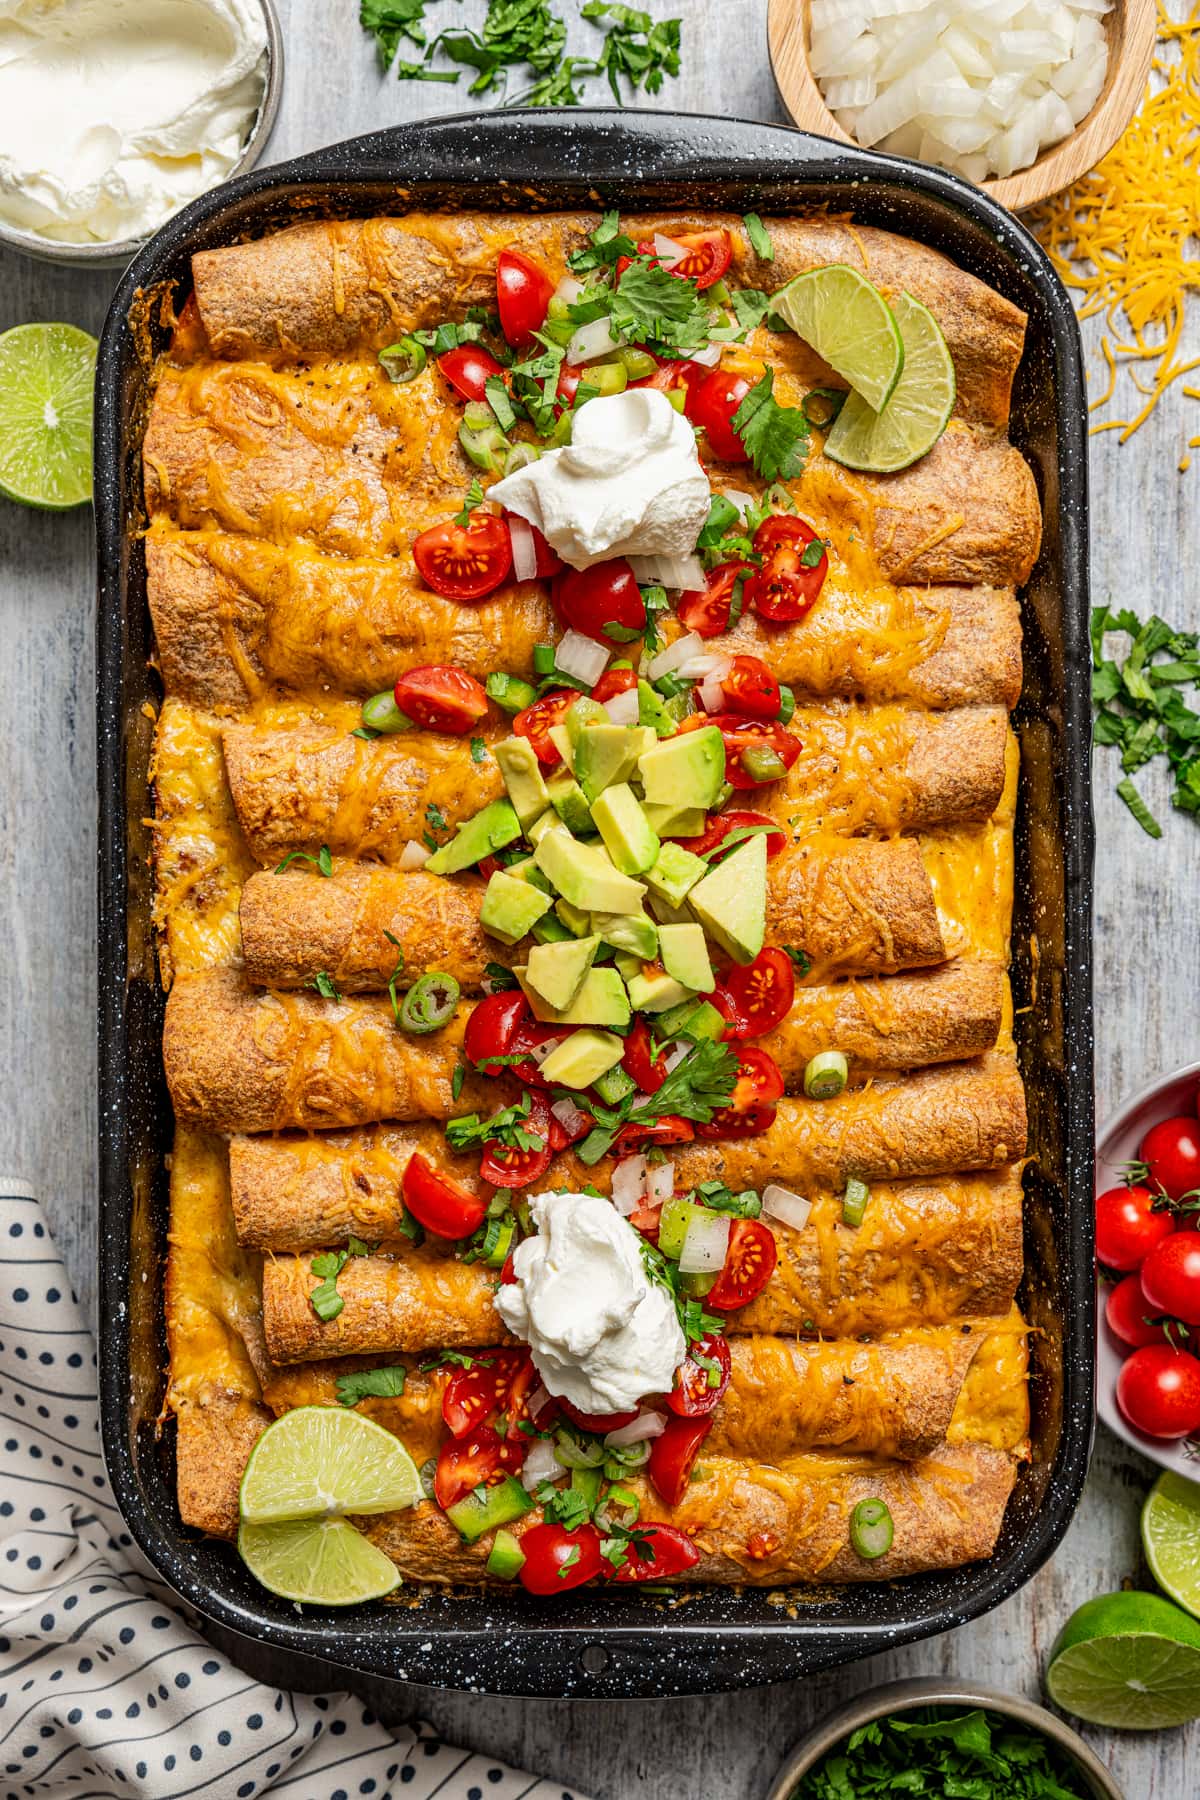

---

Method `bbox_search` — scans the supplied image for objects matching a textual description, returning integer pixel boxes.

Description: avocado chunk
[655,997,726,1043]
[527,809,559,847]
[591,909,659,959]
[531,911,575,945]
[526,934,600,1011]
[648,891,693,927]
[614,951,642,982]
[517,965,632,1028]
[495,737,550,829]
[594,1062,636,1106]
[687,830,767,965]
[626,966,697,1013]
[658,922,715,992]
[591,784,660,876]
[555,896,591,937]
[479,869,552,945]
[547,723,575,771]
[424,799,522,875]
[534,826,647,914]
[504,855,553,893]
[644,801,707,839]
[538,1027,625,1090]
[566,695,608,745]
[638,726,726,811]
[575,723,642,802]
[547,772,594,835]
[638,678,675,738]
[645,840,709,908]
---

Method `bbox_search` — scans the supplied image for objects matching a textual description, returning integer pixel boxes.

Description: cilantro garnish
[423,801,451,851]
[484,962,519,992]
[569,210,638,275]
[383,929,406,1026]
[274,845,332,877]
[611,258,711,349]
[1091,604,1200,836]
[794,1706,1099,1798]
[446,1093,545,1155]
[784,945,811,977]
[359,0,429,67]
[454,478,485,527]
[418,1350,496,1371]
[309,1237,370,1322]
[582,2,681,102]
[742,213,773,261]
[731,369,810,483]
[335,1365,408,1406]
[562,1038,737,1164]
[307,970,342,1001]
[537,1481,594,1532]
[470,736,489,764]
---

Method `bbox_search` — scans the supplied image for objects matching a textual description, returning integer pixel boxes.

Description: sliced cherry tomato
[496,248,554,349]
[632,230,731,291]
[392,664,489,734]
[631,357,706,400]
[1141,1116,1200,1202]
[648,1414,712,1506]
[745,515,829,624]
[434,1427,502,1508]
[480,1132,553,1192]
[712,655,781,720]
[697,713,802,791]
[442,1348,535,1438]
[711,946,796,1039]
[514,688,575,769]
[621,1017,669,1094]
[687,369,752,463]
[464,991,530,1075]
[402,1151,488,1239]
[1116,1344,1200,1439]
[628,1196,664,1240]
[613,1115,695,1152]
[706,1218,778,1311]
[678,811,787,866]
[508,1019,574,1089]
[695,1102,777,1140]
[413,514,512,601]
[677,562,754,638]
[555,561,646,644]
[438,343,507,404]
[1105,1275,1167,1350]
[1095,1184,1174,1272]
[696,1047,784,1140]
[1140,1231,1200,1325]
[591,665,637,706]
[555,364,582,415]
[558,1398,639,1434]
[612,1522,701,1582]
[667,1331,731,1417]
[518,1522,605,1594]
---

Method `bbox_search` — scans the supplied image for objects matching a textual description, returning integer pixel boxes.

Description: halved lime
[824,291,956,474]
[1045,1589,1200,1728]
[1143,1470,1200,1620]
[238,1516,401,1605]
[770,263,904,413]
[0,323,97,510]
[239,1406,423,1525]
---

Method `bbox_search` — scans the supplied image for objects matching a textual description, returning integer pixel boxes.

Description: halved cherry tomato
[710,946,796,1039]
[648,1414,712,1506]
[628,1196,664,1240]
[555,364,582,415]
[514,689,575,769]
[509,1019,574,1089]
[678,811,787,865]
[696,1102,777,1140]
[612,1522,701,1582]
[558,1398,639,1434]
[667,1331,731,1417]
[706,1218,778,1311]
[392,665,489,734]
[413,514,512,601]
[403,1152,488,1239]
[614,1115,695,1152]
[591,665,637,706]
[443,1348,535,1438]
[434,1427,501,1508]
[1095,1184,1174,1272]
[621,1017,668,1094]
[677,562,754,638]
[745,515,829,623]
[555,561,646,644]
[1141,1116,1200,1202]
[631,229,732,291]
[704,1047,785,1127]
[502,514,564,578]
[698,713,802,790]
[631,357,706,401]
[438,343,507,404]
[496,248,554,349]
[518,1522,605,1594]
[1105,1274,1167,1350]
[1140,1231,1200,1325]
[464,991,530,1075]
[480,1128,552,1191]
[1116,1344,1200,1439]
[687,369,752,463]
[715,655,781,721]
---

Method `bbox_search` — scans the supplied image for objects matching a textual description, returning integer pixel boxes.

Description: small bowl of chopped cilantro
[765,1678,1122,1800]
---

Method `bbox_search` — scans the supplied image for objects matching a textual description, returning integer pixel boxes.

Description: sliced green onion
[503,441,541,476]
[802,388,847,428]
[486,671,538,715]
[477,1212,516,1268]
[777,685,796,725]
[604,1438,651,1469]
[850,1497,894,1560]
[804,1050,848,1101]
[532,642,556,676]
[618,346,658,380]
[361,690,414,734]
[459,414,509,475]
[398,971,461,1035]
[842,1177,871,1228]
[554,1428,606,1470]
[764,482,799,515]
[740,745,787,783]
[379,337,427,384]
[485,374,517,433]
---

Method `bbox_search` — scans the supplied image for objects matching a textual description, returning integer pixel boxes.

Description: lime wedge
[239,1405,423,1525]
[238,1516,401,1605]
[1143,1470,1200,1620]
[824,291,956,474]
[770,263,904,413]
[0,323,97,510]
[1045,1589,1200,1728]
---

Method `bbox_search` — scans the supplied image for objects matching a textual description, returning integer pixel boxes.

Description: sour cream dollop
[490,387,711,571]
[0,0,268,246]
[495,1191,686,1417]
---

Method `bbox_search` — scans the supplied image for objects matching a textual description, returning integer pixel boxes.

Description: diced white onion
[719,488,756,514]
[679,1210,731,1275]
[628,553,707,591]
[527,1039,556,1068]
[661,1043,690,1076]
[612,1154,649,1216]
[603,687,641,727]
[528,1382,554,1422]
[521,1436,561,1490]
[555,629,610,687]
[677,651,732,681]
[604,1411,667,1448]
[689,341,723,368]
[646,1162,675,1205]
[508,514,538,583]
[553,275,583,305]
[761,1184,813,1232]
[698,673,727,714]
[647,630,704,681]
[567,315,623,366]
[398,840,430,870]
[652,232,688,267]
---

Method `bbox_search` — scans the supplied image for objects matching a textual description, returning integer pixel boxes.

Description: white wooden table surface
[1,1,1197,1792]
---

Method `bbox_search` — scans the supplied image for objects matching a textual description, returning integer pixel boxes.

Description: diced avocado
[517,965,632,1028]
[555,896,591,938]
[565,695,608,745]
[638,677,675,738]
[591,784,660,876]
[424,799,522,875]
[547,723,575,771]
[648,891,694,928]
[658,922,715,992]
[594,1062,636,1106]
[591,909,659,959]
[645,840,709,908]
[526,934,600,1011]
[658,1196,707,1262]
[531,912,575,945]
[678,998,726,1043]
[446,1475,534,1544]
[504,855,553,893]
[527,809,559,847]
[495,737,550,830]
[644,801,707,839]
[539,1026,625,1089]
[638,726,726,811]
[547,772,594,835]
[688,831,767,965]
[479,870,552,945]
[485,1528,526,1580]
[652,997,705,1040]
[534,826,647,914]
[614,951,642,982]
[575,723,643,802]
[627,966,697,1013]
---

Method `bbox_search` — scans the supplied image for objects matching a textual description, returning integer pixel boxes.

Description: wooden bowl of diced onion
[766,0,1157,212]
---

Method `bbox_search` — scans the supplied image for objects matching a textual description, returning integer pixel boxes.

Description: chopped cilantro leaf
[455,477,485,527]
[274,844,333,877]
[742,213,773,261]
[1091,604,1200,836]
[582,2,681,103]
[731,369,809,484]
[307,970,342,1002]
[336,1365,408,1405]
[470,736,489,764]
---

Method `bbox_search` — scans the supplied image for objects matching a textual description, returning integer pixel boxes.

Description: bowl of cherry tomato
[1095,1062,1200,1474]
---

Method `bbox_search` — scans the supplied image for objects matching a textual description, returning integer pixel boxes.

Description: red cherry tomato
[555,364,582,415]
[514,689,575,768]
[628,1196,664,1240]
[434,1428,502,1508]
[557,1398,640,1435]
[442,1348,535,1438]
[1105,1275,1166,1350]
[402,1151,488,1239]
[1116,1344,1200,1439]
[496,248,554,349]
[438,343,508,403]
[677,562,754,638]
[555,561,646,644]
[413,514,513,601]
[687,369,752,463]
[1142,1116,1200,1201]
[612,1522,701,1582]
[695,1047,784,1142]
[693,713,802,791]
[613,1115,695,1152]
[713,655,781,721]
[745,515,829,624]
[479,1124,553,1191]
[1140,1232,1200,1325]
[591,665,637,706]
[648,1414,712,1506]
[639,229,732,291]
[518,1522,605,1594]
[678,811,787,865]
[392,665,489,734]
[667,1331,731,1417]
[631,357,707,402]
[464,991,530,1075]
[711,946,797,1039]
[1095,1184,1174,1272]
[503,513,564,578]
[706,1218,778,1312]
[695,1102,777,1140]
[621,1017,668,1094]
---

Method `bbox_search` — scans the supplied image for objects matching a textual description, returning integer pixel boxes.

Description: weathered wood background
[1,0,1196,1791]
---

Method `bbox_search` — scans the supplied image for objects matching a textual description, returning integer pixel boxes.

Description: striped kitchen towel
[0,1183,589,1800]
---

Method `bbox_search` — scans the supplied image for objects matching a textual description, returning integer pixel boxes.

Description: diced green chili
[447,1476,534,1544]
[485,1528,526,1579]
[459,409,510,474]
[777,686,796,726]
[378,337,427,384]
[486,671,538,715]
[842,1176,871,1228]
[398,971,462,1035]
[802,387,847,428]
[740,745,788,783]
[849,1496,894,1560]
[532,642,556,676]
[361,690,414,734]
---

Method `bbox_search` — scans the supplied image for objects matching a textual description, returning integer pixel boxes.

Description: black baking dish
[95,109,1094,1697]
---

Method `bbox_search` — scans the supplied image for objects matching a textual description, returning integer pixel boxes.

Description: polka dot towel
[0,1184,591,1800]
